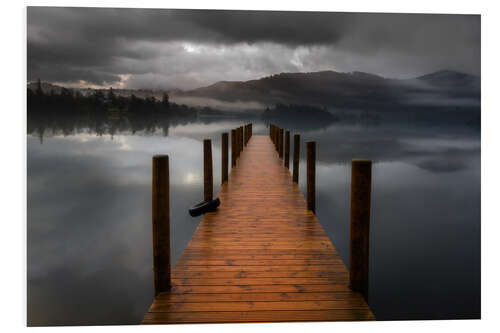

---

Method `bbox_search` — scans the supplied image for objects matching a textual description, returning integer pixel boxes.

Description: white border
[2,0,499,332]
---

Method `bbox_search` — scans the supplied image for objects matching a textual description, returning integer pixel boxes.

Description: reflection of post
[284,130,290,169]
[349,159,372,302]
[204,139,213,202]
[306,141,316,212]
[231,129,236,167]
[152,155,171,295]
[222,132,228,184]
[293,134,300,183]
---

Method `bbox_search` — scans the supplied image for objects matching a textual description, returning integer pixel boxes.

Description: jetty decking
[142,135,374,324]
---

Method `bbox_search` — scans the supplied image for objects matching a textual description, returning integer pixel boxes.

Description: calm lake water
[27,112,480,325]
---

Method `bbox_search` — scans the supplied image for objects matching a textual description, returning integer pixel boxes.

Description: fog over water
[27,112,480,325]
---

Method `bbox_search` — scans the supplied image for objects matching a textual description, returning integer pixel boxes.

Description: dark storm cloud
[27,7,480,88]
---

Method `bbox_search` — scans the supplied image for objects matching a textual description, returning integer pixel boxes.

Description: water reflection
[27,112,480,325]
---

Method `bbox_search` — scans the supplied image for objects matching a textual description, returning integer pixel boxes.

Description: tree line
[27,79,198,140]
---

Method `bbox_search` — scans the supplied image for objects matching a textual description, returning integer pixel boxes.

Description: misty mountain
[173,70,480,111]
[28,69,480,112]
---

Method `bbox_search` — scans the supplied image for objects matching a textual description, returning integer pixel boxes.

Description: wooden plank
[143,310,375,324]
[172,265,345,272]
[175,259,344,266]
[150,300,370,312]
[168,284,354,294]
[156,292,365,302]
[171,271,347,279]
[143,136,374,324]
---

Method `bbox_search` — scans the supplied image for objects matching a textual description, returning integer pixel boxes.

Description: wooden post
[236,128,240,159]
[240,126,244,152]
[221,132,228,183]
[349,159,372,302]
[306,141,316,213]
[293,134,300,183]
[274,126,277,148]
[204,139,213,202]
[243,126,246,147]
[279,128,284,158]
[272,125,276,147]
[284,130,290,169]
[152,155,171,295]
[245,124,249,145]
[239,127,243,154]
[276,128,279,151]
[273,125,276,146]
[231,129,236,167]
[240,126,243,153]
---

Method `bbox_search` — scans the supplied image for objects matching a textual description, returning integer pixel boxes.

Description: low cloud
[27,7,480,89]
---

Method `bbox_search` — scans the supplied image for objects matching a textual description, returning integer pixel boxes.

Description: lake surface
[27,111,480,325]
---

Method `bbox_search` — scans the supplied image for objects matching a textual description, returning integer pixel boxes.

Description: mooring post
[241,126,244,151]
[239,126,243,154]
[306,141,316,213]
[285,130,290,169]
[274,126,278,149]
[204,139,213,202]
[245,124,249,145]
[236,128,241,159]
[243,125,246,147]
[279,128,284,159]
[152,155,171,295]
[349,159,372,302]
[273,125,276,146]
[293,134,300,183]
[222,132,228,183]
[240,126,244,151]
[238,126,241,155]
[276,128,280,152]
[231,129,236,167]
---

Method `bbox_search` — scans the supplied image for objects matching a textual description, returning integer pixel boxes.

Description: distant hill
[416,70,480,89]
[28,69,480,111]
[173,70,480,110]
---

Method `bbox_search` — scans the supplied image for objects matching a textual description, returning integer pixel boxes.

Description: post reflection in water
[27,111,480,325]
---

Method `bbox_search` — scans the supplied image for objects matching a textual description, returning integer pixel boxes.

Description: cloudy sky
[27,7,480,90]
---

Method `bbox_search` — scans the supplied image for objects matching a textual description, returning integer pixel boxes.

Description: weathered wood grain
[143,136,374,324]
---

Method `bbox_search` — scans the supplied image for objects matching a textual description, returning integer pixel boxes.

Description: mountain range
[174,70,480,110]
[28,69,480,111]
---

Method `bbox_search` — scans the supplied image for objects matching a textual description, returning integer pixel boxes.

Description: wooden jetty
[143,124,374,324]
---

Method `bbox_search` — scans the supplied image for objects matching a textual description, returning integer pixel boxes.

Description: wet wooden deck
[142,135,375,324]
